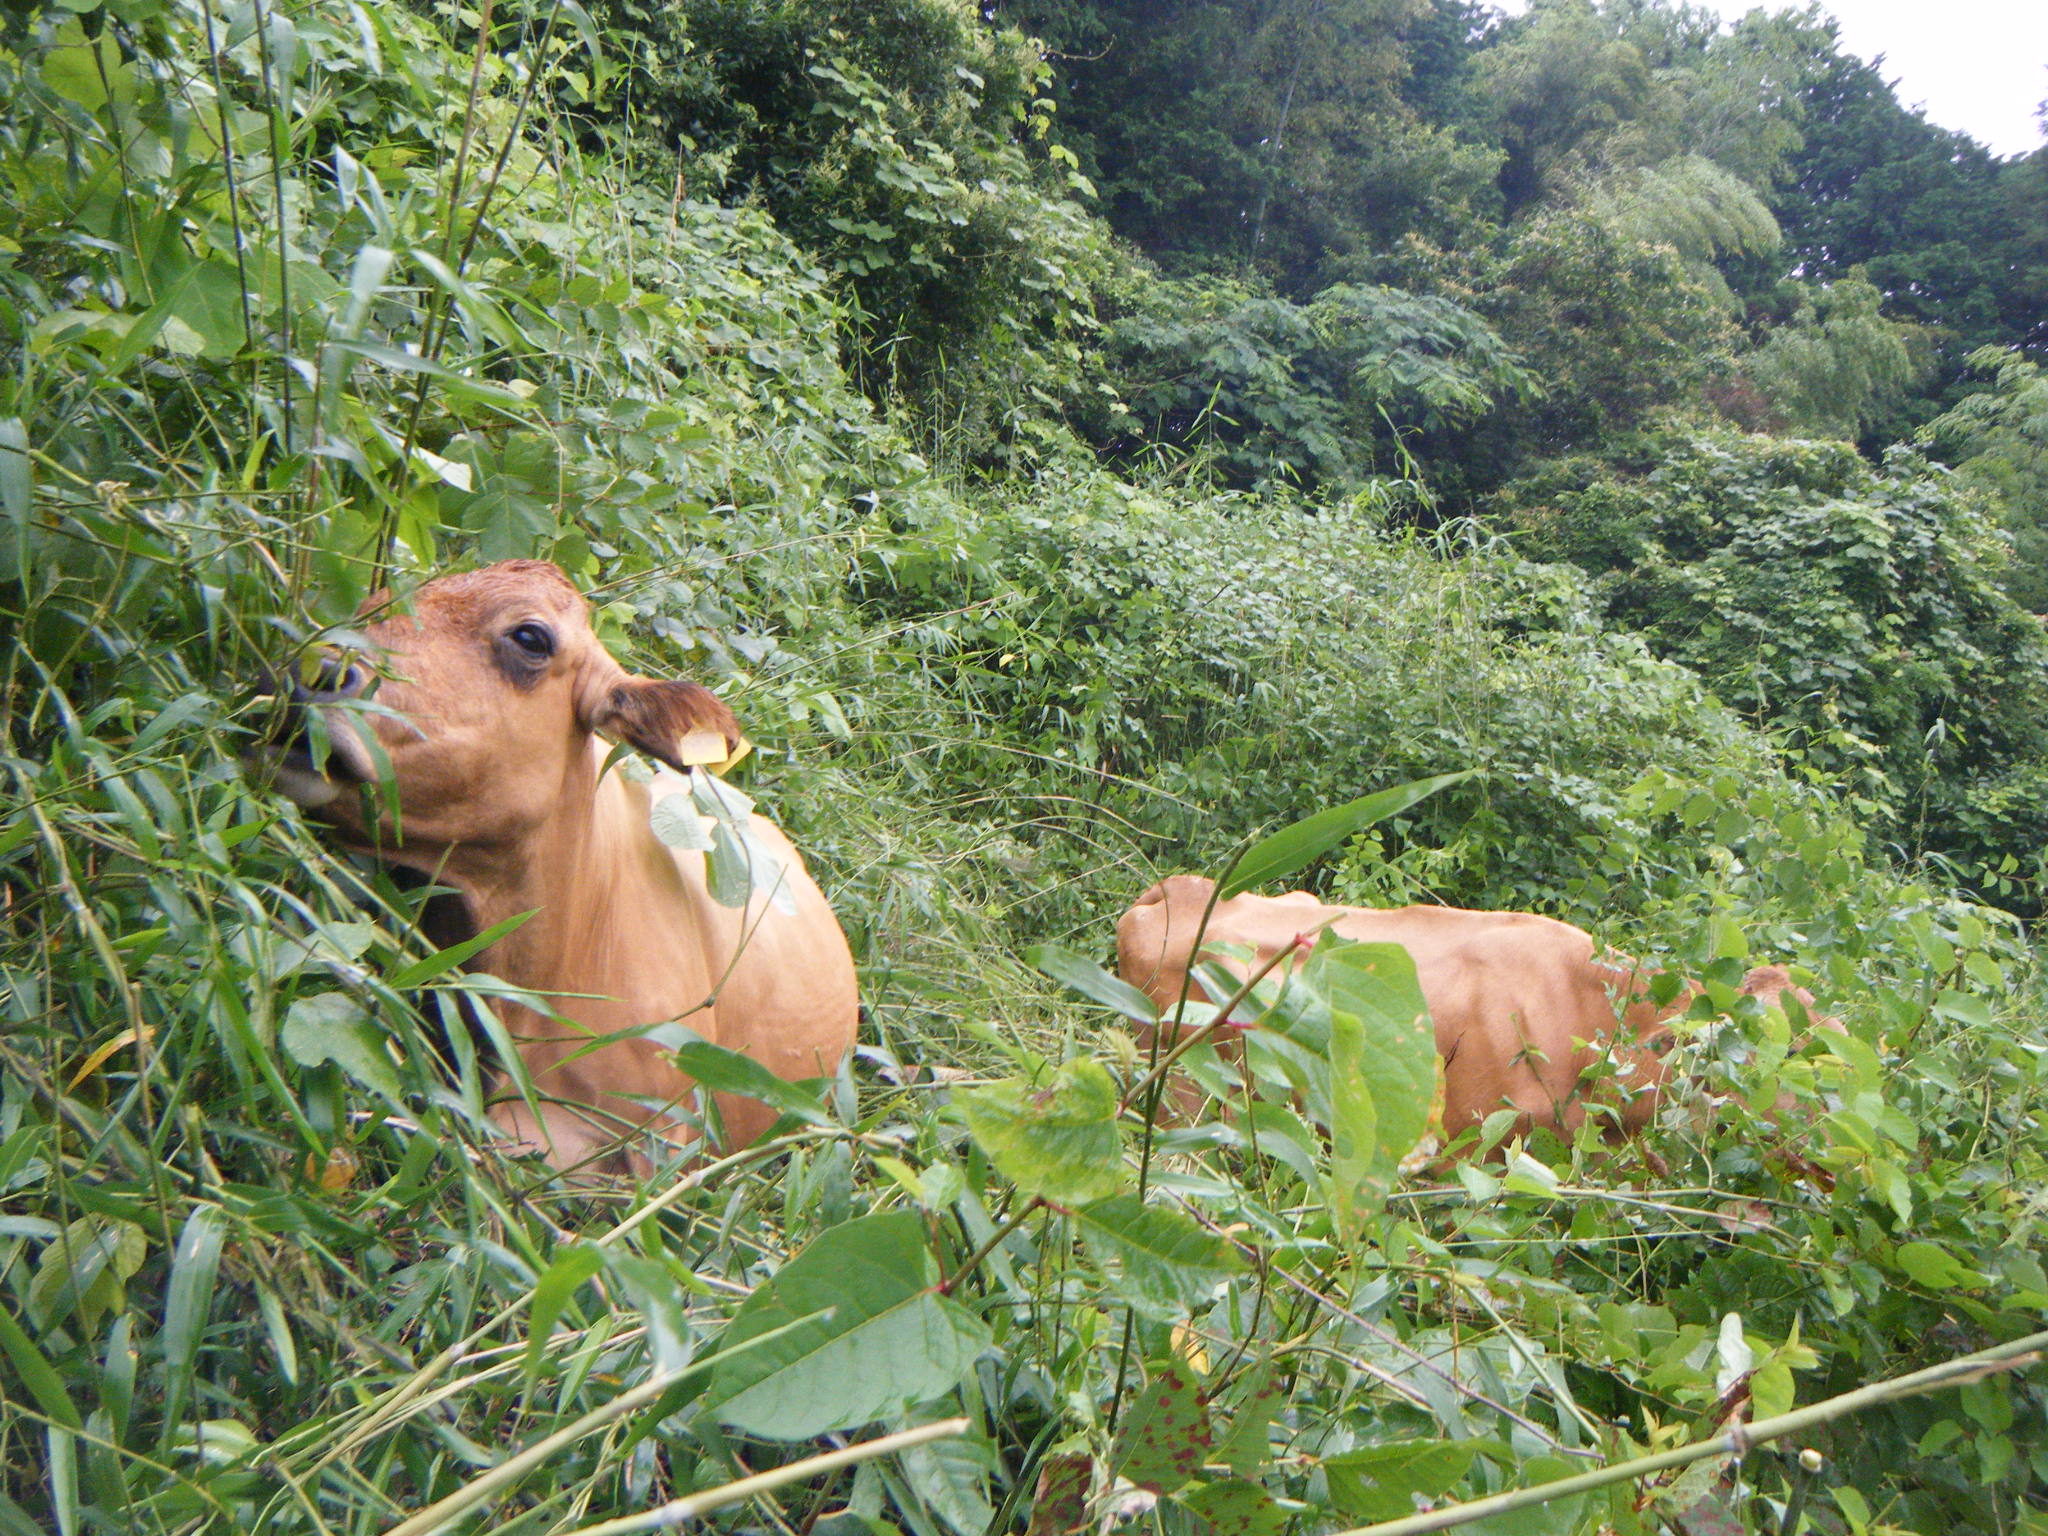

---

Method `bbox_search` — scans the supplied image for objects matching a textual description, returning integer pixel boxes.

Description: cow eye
[506,622,555,659]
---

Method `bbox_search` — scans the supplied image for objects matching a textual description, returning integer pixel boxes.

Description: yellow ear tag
[677,731,754,777]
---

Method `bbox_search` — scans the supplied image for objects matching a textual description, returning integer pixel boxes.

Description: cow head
[268,560,739,861]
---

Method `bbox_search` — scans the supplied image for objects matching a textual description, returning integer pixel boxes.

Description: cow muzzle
[250,653,381,809]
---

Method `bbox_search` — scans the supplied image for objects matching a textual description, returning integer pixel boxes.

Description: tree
[1730,274,1928,443]
[1920,347,2048,609]
[1504,429,2048,895]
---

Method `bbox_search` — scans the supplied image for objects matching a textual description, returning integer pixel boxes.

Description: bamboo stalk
[1332,1330,2048,1536]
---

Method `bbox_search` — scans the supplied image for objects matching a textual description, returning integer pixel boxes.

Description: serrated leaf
[1076,1196,1245,1316]
[955,1059,1125,1204]
[1111,1358,1210,1495]
[1218,772,1476,900]
[1323,1441,1475,1521]
[1029,945,1159,1024]
[705,1211,988,1439]
[280,993,401,1103]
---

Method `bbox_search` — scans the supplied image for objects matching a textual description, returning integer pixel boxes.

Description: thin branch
[1332,1331,2048,1536]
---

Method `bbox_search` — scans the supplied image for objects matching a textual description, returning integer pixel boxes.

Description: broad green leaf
[1028,944,1159,1024]
[900,1426,997,1536]
[705,1211,988,1439]
[0,419,27,535]
[1895,1240,1982,1290]
[1311,941,1434,1239]
[26,1217,147,1336]
[1076,1196,1245,1316]
[955,1059,1125,1204]
[1211,1359,1285,1476]
[387,909,535,988]
[1218,772,1476,899]
[649,793,714,852]
[280,993,402,1103]
[1318,1441,1482,1531]
[1110,1358,1210,1495]
[1325,1005,1379,1250]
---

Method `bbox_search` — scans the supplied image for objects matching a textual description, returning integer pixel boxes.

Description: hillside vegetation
[0,1,2045,1534]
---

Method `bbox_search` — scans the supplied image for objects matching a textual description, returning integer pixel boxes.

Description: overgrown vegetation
[2,0,2046,1534]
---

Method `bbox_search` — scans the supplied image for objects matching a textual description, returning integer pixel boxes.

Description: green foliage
[1725,276,1929,442]
[995,0,1492,292]
[592,0,1111,459]
[1473,212,1738,454]
[1505,429,2048,900]
[1082,271,1534,490]
[1920,346,2048,609]
[3,0,2048,1534]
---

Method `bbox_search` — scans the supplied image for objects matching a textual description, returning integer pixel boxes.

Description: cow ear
[589,677,747,775]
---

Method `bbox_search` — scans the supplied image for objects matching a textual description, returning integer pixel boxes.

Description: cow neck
[442,743,711,1036]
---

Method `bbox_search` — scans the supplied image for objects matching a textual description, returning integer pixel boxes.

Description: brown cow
[265,560,858,1173]
[1116,875,1823,1148]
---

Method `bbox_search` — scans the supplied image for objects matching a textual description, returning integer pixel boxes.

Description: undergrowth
[0,2,2045,1535]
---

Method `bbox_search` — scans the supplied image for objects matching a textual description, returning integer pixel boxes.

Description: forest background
[3,0,2048,1533]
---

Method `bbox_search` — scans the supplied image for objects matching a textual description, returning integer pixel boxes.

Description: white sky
[1497,0,2048,158]
[1762,0,2047,158]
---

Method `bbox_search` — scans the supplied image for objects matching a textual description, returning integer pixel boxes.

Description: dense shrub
[1504,429,2048,901]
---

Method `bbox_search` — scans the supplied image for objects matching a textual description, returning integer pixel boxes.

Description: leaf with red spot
[1026,1453,1094,1536]
[1110,1359,1212,1495]
[1178,1478,1288,1536]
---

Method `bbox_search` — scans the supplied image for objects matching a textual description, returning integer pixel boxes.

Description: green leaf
[159,1207,227,1435]
[1178,1478,1288,1536]
[1210,1358,1285,1476]
[0,1303,83,1430]
[524,1242,606,1383]
[1218,772,1476,899]
[1028,945,1159,1024]
[27,1217,147,1336]
[1076,1196,1245,1316]
[644,1025,833,1129]
[1895,1240,1982,1291]
[705,1211,988,1439]
[900,1426,996,1536]
[387,909,535,988]
[0,419,28,534]
[1111,1358,1210,1494]
[280,993,402,1103]
[1322,1439,1475,1521]
[1025,1453,1093,1536]
[954,1059,1125,1204]
[1311,941,1435,1240]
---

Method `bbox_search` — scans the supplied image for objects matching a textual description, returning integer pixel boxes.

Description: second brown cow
[1116,874,1822,1147]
